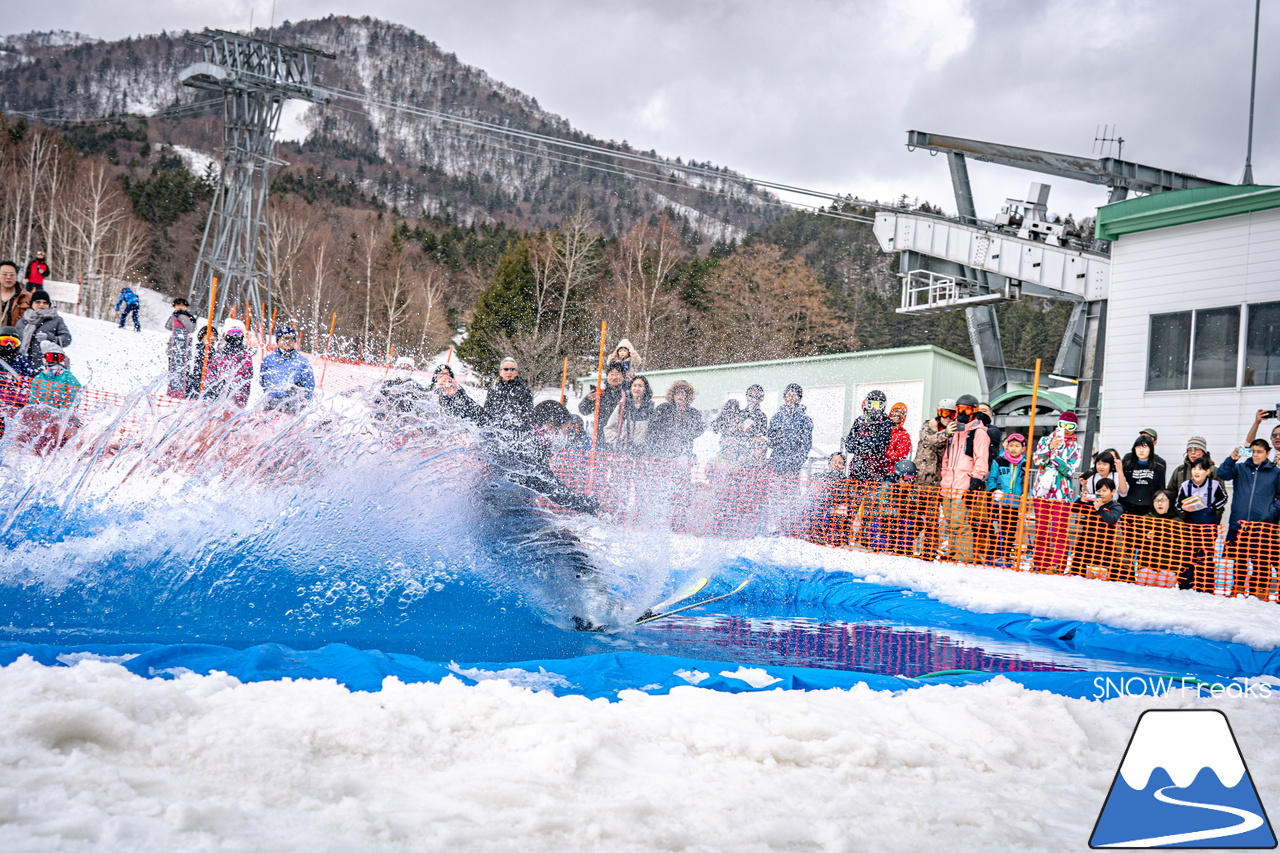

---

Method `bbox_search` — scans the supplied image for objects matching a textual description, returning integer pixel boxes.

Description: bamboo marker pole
[591,321,607,451]
[1012,358,1042,571]
[559,356,569,405]
[318,311,337,390]
[199,276,219,393]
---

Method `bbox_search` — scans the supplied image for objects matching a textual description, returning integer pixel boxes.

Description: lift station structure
[873,129,1227,460]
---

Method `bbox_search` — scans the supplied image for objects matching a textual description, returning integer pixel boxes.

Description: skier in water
[372,356,430,421]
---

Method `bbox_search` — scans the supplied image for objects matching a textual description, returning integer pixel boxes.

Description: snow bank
[1,655,1273,852]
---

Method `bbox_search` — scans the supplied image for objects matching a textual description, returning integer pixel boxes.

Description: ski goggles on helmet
[0,336,18,348]
[936,407,956,418]
[43,351,65,363]
[955,403,977,414]
[866,399,885,410]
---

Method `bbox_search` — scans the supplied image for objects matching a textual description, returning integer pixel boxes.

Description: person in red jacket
[887,402,912,466]
[24,251,48,291]
[939,394,991,563]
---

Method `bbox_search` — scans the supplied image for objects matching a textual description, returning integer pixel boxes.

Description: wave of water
[0,391,701,661]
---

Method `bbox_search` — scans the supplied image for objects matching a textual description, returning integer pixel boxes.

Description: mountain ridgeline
[0,16,1069,378]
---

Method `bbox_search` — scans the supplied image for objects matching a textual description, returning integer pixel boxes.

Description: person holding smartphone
[1245,407,1280,458]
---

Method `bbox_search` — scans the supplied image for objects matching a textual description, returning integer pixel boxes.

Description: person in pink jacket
[939,394,990,563]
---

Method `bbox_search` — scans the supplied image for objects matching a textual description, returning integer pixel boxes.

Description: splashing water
[0,388,692,661]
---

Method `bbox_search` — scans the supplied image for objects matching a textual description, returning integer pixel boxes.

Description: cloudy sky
[6,1,1277,220]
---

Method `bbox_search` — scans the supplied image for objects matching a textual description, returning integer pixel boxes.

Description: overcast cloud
[5,0,1277,221]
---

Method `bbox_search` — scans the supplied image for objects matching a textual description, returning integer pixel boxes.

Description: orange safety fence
[546,448,1280,602]
[4,352,1276,604]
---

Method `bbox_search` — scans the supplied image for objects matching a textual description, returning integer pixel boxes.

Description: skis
[634,577,752,626]
[636,576,709,622]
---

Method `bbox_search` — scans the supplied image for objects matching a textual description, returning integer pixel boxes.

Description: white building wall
[1100,206,1280,462]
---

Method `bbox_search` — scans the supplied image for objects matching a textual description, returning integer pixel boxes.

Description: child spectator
[1177,459,1227,592]
[1073,478,1123,579]
[1080,451,1127,503]
[803,452,851,547]
[203,320,253,409]
[115,287,141,332]
[1217,439,1280,599]
[1120,435,1166,514]
[29,342,80,409]
[605,340,641,378]
[0,325,40,400]
[1132,490,1190,588]
[985,432,1027,566]
[16,290,71,358]
[887,402,912,467]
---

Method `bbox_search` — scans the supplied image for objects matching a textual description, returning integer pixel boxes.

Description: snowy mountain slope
[0,17,776,237]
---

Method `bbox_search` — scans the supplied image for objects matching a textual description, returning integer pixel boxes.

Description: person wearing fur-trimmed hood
[647,379,704,459]
[606,339,642,378]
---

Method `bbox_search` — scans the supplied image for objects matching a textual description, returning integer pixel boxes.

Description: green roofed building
[1093,185,1280,460]
[578,345,980,462]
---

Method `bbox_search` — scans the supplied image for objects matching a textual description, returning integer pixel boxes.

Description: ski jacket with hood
[940,413,991,494]
[768,403,814,475]
[1217,455,1280,530]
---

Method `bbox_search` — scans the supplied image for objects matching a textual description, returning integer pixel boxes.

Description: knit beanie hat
[1058,411,1079,425]
[1186,436,1208,452]
[31,290,51,304]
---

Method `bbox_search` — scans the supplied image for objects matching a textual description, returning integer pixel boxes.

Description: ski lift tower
[180,29,333,321]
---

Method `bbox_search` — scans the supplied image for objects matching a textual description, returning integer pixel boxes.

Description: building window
[1190,306,1241,389]
[1245,301,1280,387]
[1147,312,1191,392]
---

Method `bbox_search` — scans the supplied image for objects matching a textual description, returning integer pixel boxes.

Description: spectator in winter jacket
[1121,435,1166,515]
[16,290,71,358]
[1218,439,1280,598]
[911,399,954,561]
[0,261,32,328]
[165,298,197,399]
[1167,436,1220,496]
[187,320,215,399]
[431,364,488,425]
[0,325,39,381]
[579,363,627,442]
[768,383,813,476]
[373,357,431,421]
[1030,411,1083,573]
[1176,460,1227,592]
[1245,409,1280,457]
[603,375,655,453]
[204,320,253,408]
[24,251,48,290]
[484,357,534,430]
[985,432,1027,565]
[647,380,704,460]
[939,394,991,563]
[887,402,912,467]
[844,389,893,482]
[115,287,141,332]
[260,326,315,413]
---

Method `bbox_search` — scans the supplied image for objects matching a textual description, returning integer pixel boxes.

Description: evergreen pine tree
[457,238,537,374]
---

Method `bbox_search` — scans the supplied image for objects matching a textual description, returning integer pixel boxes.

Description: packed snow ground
[3,304,1279,851]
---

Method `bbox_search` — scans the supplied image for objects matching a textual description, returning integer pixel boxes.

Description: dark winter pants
[118,305,140,331]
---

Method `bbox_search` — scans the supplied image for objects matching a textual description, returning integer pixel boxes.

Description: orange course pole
[1012,358,1042,571]
[590,320,607,451]
[318,311,338,390]
[559,356,569,405]
[199,276,219,394]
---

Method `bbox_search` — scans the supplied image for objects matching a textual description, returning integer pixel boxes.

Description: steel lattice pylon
[180,29,332,323]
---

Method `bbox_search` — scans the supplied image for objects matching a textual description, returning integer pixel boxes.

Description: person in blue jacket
[984,432,1027,565]
[1218,439,1280,598]
[259,326,315,414]
[114,287,141,332]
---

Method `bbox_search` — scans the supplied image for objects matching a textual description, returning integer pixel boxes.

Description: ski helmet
[894,459,918,481]
[863,389,887,415]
